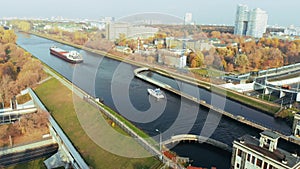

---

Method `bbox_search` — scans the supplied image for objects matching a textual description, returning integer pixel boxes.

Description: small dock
[134,68,300,145]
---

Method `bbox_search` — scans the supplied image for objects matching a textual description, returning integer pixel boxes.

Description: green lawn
[191,67,224,78]
[211,86,280,114]
[16,93,31,104]
[34,78,161,169]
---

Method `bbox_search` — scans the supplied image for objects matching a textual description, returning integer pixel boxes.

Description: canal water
[16,33,297,168]
[140,71,291,135]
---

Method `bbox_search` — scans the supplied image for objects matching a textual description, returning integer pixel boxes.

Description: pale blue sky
[2,0,299,26]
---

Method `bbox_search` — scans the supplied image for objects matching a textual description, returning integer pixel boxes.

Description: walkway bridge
[161,134,232,152]
[254,78,300,102]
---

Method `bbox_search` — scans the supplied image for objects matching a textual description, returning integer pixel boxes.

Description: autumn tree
[226,63,234,72]
[0,30,44,106]
[187,51,204,68]
[116,33,127,46]
[154,32,167,39]
[17,58,43,89]
[0,30,16,44]
[0,75,14,106]
[20,21,31,32]
[210,31,221,39]
[72,31,88,45]
[235,54,249,73]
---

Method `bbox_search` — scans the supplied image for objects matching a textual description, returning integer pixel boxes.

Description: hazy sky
[1,0,299,26]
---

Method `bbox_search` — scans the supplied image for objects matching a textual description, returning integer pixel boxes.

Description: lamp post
[155,129,162,152]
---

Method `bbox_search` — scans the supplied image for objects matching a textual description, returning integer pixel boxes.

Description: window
[256,158,262,167]
[247,154,251,161]
[263,162,268,169]
[251,156,256,164]
[268,165,277,169]
[237,149,242,157]
[236,163,240,168]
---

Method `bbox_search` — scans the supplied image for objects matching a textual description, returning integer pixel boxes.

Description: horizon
[1,0,300,27]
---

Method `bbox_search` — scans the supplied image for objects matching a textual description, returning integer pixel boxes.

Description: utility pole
[137,37,140,52]
[155,129,162,151]
[155,128,162,160]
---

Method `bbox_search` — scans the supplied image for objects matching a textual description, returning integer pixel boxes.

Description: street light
[155,129,162,152]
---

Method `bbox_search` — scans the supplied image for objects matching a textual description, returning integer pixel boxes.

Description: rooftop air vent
[282,156,288,165]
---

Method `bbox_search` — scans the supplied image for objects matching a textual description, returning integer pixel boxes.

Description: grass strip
[34,78,161,169]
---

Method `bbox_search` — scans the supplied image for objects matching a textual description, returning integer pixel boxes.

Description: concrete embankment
[134,68,300,146]
[27,31,146,68]
[150,67,280,115]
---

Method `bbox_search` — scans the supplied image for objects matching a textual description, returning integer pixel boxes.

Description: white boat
[147,88,164,99]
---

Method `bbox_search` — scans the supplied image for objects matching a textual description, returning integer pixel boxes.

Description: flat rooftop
[237,135,299,168]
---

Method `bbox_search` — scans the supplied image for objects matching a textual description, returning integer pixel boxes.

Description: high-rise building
[234,4,268,38]
[184,13,193,25]
[247,8,268,38]
[234,4,249,36]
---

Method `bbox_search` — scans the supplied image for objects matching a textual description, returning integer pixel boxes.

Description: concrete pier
[134,68,300,146]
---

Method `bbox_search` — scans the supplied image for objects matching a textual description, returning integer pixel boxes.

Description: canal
[16,33,297,168]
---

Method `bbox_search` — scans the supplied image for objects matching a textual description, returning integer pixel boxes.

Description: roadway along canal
[16,33,297,168]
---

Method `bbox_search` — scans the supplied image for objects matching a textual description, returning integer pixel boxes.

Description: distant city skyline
[1,0,300,26]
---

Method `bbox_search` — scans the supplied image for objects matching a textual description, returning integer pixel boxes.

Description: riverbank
[27,31,280,114]
[150,67,281,115]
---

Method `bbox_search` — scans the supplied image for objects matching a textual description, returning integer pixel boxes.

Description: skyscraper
[184,13,193,25]
[234,4,249,36]
[234,4,268,38]
[247,8,268,38]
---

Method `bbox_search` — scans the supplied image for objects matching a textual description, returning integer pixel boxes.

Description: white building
[106,22,158,41]
[247,8,268,38]
[103,16,115,23]
[293,112,300,137]
[165,38,213,51]
[158,49,187,68]
[231,130,300,169]
[185,13,193,25]
[89,21,105,30]
[234,4,268,38]
[234,4,249,36]
[285,25,300,36]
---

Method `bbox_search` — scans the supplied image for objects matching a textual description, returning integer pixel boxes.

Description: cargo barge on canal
[50,46,83,63]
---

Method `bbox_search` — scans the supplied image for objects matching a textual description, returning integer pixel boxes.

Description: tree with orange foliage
[210,31,221,39]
